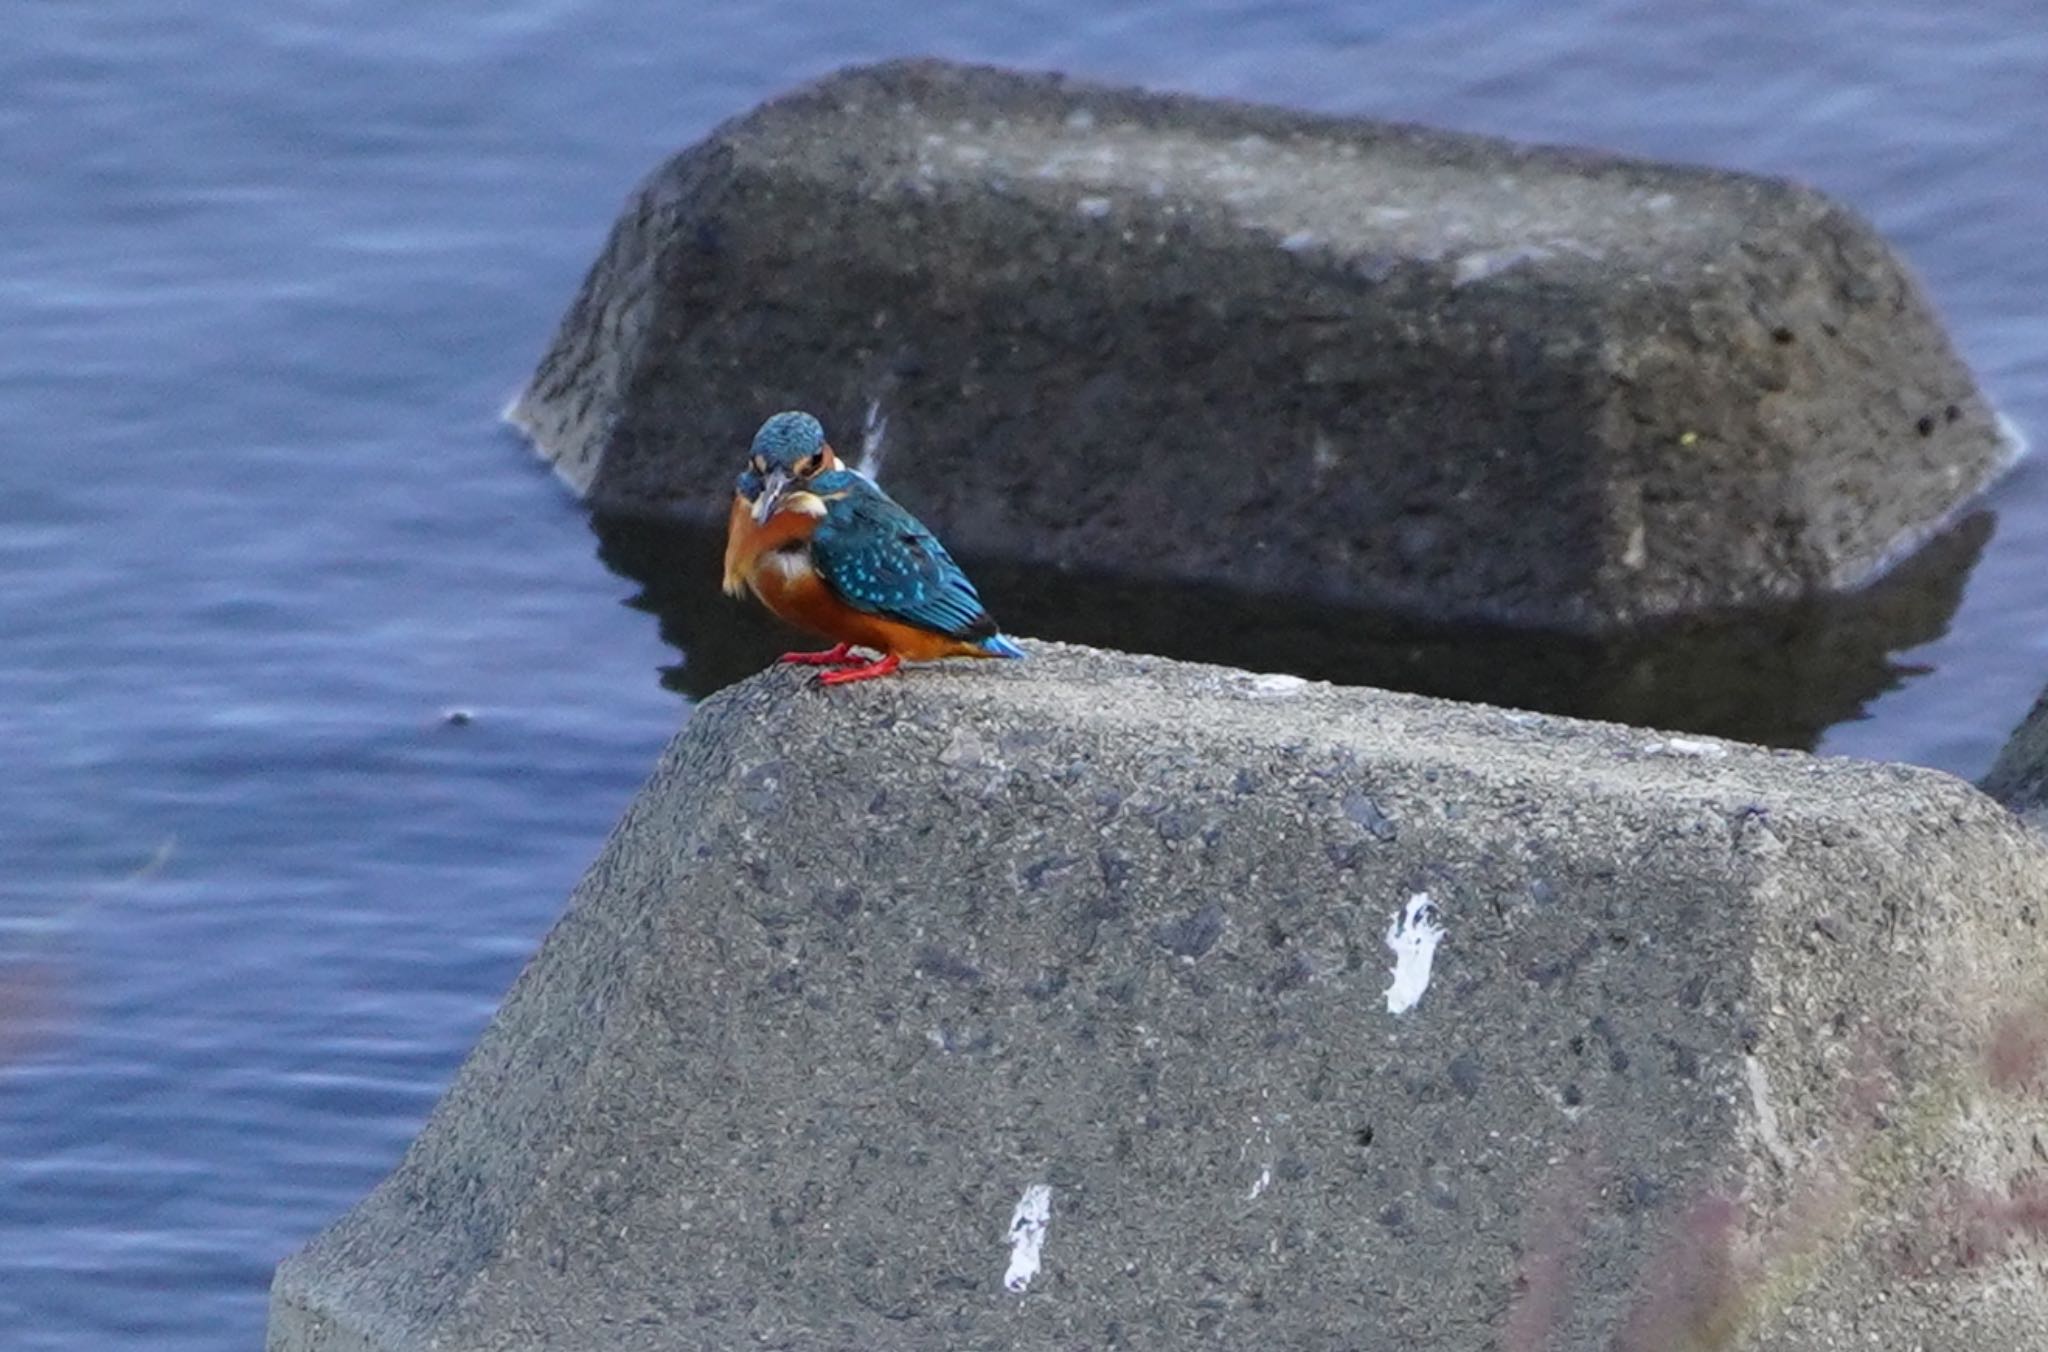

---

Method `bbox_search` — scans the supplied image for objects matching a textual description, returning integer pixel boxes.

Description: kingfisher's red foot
[777,643,862,666]
[817,653,902,686]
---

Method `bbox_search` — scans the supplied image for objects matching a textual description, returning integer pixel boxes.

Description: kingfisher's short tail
[976,634,1027,660]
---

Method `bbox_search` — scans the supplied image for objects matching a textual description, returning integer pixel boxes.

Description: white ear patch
[779,491,830,518]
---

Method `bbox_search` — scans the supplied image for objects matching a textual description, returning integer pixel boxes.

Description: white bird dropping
[1384,892,1446,1015]
[1003,1184,1052,1293]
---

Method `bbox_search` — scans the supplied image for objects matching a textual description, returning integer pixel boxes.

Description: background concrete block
[1983,685,2048,831]
[272,645,2048,1350]
[511,58,2015,631]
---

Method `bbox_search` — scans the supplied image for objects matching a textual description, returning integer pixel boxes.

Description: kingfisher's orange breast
[749,555,974,660]
[723,495,819,598]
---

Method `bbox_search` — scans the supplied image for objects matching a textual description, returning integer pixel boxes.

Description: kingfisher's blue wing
[808,473,998,641]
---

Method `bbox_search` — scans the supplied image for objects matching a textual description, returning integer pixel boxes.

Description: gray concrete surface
[1983,686,2048,831]
[271,644,2048,1350]
[510,58,2015,632]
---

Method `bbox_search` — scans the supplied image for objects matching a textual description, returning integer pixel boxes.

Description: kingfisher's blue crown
[750,411,827,470]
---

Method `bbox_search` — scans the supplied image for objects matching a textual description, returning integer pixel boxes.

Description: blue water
[2,2,2043,1347]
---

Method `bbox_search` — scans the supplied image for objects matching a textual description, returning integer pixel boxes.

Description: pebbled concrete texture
[1983,687,2048,831]
[270,644,2048,1350]
[510,58,2015,633]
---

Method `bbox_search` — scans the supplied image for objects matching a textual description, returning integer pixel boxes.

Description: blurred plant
[1608,1192,1751,1352]
[1985,1004,2048,1095]
[1503,1004,2048,1351]
[0,838,175,1070]
[1884,1001,2048,1278]
[1503,1140,1600,1352]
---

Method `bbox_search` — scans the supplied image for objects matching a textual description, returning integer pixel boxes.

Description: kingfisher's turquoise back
[806,470,1004,645]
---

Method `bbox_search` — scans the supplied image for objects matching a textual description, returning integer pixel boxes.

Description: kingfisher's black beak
[751,469,791,524]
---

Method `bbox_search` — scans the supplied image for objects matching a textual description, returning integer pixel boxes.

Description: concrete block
[512,58,2015,632]
[1984,686,2048,831]
[272,645,2048,1350]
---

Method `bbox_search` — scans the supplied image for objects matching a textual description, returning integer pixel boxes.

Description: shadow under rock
[591,508,1994,752]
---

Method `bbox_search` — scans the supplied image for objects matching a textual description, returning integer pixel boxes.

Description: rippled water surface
[3,2,2044,1346]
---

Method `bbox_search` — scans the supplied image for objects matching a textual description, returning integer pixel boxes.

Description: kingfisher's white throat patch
[778,491,831,518]
[764,545,814,581]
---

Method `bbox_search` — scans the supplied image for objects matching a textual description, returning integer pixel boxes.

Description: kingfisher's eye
[797,453,821,477]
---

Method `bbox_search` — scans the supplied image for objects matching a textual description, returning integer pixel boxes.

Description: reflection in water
[595,509,1994,750]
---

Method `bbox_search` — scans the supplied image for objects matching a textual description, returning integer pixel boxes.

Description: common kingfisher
[722,411,1026,685]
